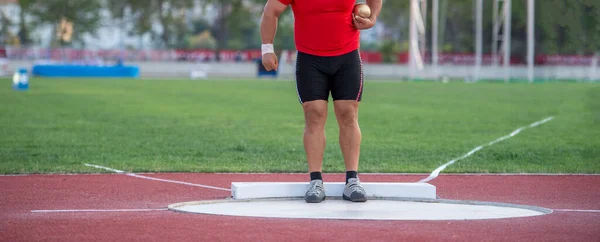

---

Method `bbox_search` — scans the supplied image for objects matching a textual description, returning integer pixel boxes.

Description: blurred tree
[378,40,401,63]
[225,0,261,50]
[0,10,11,45]
[536,0,600,54]
[25,0,103,47]
[376,0,479,55]
[202,0,294,58]
[377,0,409,42]
[103,0,600,55]
[16,0,34,45]
[204,0,251,59]
[190,18,212,36]
[106,0,194,48]
[187,30,217,49]
[377,0,600,57]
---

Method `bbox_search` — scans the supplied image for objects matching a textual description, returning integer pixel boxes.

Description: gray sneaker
[343,178,367,202]
[305,179,326,203]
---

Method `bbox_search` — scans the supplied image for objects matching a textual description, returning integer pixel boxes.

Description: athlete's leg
[333,100,361,172]
[331,50,366,202]
[296,52,330,174]
[302,100,328,173]
[295,51,330,203]
[331,50,364,174]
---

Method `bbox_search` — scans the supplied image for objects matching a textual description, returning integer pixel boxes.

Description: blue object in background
[32,64,140,78]
[256,58,277,78]
[12,68,29,91]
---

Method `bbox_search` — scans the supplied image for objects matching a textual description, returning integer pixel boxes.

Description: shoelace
[347,182,365,193]
[307,181,322,194]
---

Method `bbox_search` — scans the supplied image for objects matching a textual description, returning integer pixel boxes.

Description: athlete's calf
[302,100,328,173]
[334,100,361,172]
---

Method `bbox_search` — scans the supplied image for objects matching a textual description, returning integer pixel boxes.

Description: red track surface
[1,173,599,241]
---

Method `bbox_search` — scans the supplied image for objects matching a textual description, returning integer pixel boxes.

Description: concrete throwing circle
[169,198,552,221]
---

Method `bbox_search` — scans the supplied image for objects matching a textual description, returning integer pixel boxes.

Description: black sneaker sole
[343,194,368,202]
[305,195,326,203]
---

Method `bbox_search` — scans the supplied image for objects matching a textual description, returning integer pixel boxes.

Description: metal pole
[420,0,427,64]
[432,0,439,78]
[591,53,598,82]
[503,0,511,83]
[475,0,483,82]
[439,0,448,56]
[492,0,499,66]
[527,0,535,83]
[409,0,417,80]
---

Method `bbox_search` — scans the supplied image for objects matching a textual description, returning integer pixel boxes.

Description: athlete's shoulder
[278,0,292,5]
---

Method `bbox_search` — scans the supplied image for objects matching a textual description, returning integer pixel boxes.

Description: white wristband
[262,44,275,56]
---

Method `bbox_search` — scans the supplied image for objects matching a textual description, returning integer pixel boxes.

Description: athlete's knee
[334,101,359,128]
[303,101,328,131]
[337,112,358,128]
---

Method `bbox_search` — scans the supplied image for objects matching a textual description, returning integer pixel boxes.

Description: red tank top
[278,0,360,56]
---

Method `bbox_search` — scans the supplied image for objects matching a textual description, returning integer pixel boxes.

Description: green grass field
[0,78,598,174]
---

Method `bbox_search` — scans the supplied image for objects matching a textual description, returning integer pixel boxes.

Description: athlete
[260,0,382,203]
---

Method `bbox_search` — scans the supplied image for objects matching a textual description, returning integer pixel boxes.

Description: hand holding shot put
[353,3,376,30]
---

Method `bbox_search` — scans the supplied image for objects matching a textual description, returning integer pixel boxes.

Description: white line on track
[554,209,600,213]
[31,208,168,213]
[84,163,126,173]
[84,164,231,191]
[419,116,555,183]
[362,173,600,176]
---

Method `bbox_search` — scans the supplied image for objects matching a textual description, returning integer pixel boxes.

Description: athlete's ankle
[310,171,323,181]
[346,170,358,184]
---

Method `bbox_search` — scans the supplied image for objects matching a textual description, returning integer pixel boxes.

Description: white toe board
[231,182,436,200]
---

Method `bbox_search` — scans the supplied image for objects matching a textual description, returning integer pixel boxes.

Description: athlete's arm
[260,0,288,71]
[354,0,382,30]
[261,0,287,46]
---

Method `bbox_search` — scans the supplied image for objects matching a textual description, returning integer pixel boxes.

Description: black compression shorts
[295,49,364,104]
